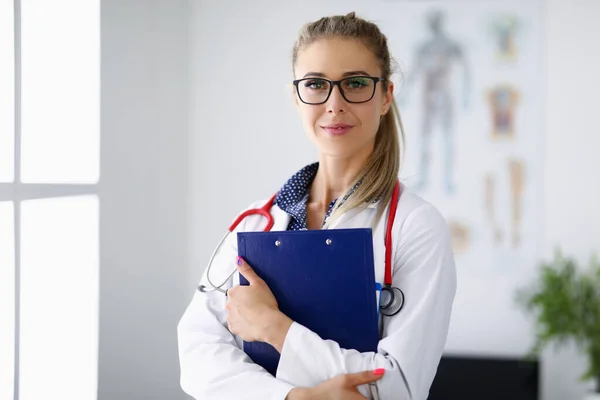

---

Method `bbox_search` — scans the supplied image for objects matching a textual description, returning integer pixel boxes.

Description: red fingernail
[236,256,242,266]
[373,368,385,375]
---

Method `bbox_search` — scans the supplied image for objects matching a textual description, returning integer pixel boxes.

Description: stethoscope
[197,180,405,322]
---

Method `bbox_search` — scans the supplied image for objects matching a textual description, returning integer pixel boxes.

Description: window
[0,0,15,183]
[0,1,100,399]
[20,0,99,183]
[0,202,15,400]
[19,196,99,399]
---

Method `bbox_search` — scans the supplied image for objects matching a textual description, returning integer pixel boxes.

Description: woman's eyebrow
[302,70,371,78]
[303,72,326,78]
[342,70,370,77]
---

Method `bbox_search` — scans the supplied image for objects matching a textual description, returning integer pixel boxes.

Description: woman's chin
[315,144,363,160]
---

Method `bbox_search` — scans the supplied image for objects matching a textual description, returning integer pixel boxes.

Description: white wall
[187,1,600,399]
[100,1,190,399]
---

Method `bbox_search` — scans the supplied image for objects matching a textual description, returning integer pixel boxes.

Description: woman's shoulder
[392,187,451,239]
[391,187,456,275]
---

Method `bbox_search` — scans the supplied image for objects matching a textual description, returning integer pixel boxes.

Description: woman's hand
[286,369,385,400]
[225,256,293,351]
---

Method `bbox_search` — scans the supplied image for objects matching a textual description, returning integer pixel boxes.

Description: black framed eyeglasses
[292,76,385,105]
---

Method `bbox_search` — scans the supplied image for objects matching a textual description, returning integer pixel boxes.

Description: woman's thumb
[346,369,385,387]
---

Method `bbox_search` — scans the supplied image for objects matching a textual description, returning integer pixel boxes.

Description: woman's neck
[309,147,372,212]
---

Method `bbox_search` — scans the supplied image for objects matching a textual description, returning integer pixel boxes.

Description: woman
[178,12,456,400]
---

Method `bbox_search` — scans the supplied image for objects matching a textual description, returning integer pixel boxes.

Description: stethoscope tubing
[197,182,405,318]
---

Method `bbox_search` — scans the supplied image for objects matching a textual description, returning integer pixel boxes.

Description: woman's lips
[321,124,354,136]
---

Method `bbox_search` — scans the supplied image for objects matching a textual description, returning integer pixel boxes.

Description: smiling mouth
[321,124,354,136]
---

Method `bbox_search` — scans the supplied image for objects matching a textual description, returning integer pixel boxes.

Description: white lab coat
[177,188,457,400]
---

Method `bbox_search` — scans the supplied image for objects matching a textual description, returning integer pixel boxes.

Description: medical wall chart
[387,1,542,271]
[381,0,544,355]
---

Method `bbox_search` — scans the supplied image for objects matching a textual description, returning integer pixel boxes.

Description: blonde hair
[291,12,405,227]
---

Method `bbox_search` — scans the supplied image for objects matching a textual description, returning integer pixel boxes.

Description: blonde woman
[178,12,456,400]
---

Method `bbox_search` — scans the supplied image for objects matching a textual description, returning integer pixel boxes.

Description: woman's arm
[274,203,457,400]
[177,205,295,400]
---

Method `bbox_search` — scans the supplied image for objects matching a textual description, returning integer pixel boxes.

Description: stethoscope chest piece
[380,285,404,317]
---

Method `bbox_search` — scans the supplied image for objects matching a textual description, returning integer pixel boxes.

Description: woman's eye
[346,78,369,88]
[304,79,328,90]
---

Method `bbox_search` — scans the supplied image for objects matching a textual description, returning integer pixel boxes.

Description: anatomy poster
[377,1,544,355]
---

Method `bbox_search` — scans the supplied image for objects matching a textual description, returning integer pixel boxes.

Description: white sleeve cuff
[277,321,324,386]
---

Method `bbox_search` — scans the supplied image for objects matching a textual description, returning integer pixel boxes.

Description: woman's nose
[326,84,347,114]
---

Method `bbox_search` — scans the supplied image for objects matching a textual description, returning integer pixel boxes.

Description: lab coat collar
[270,203,292,231]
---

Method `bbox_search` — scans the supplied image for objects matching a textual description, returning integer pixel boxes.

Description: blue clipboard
[237,228,380,376]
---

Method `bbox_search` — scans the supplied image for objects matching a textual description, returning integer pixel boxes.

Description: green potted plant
[516,249,600,399]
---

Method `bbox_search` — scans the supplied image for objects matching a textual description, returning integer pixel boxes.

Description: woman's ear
[383,81,394,115]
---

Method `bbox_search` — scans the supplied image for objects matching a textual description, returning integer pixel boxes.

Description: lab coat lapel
[270,204,291,232]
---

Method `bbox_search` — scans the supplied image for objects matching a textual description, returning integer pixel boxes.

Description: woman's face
[293,38,393,160]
